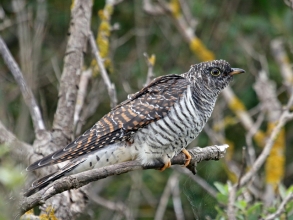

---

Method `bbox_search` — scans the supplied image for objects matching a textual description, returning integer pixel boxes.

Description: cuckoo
[25,60,244,196]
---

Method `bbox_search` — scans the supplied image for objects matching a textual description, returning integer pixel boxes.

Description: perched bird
[25,60,244,196]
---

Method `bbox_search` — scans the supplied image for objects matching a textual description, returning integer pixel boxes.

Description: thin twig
[89,194,133,220]
[89,31,117,108]
[271,38,293,94]
[19,145,228,217]
[143,52,156,86]
[239,93,293,187]
[0,36,45,133]
[74,69,92,128]
[237,147,247,189]
[154,173,177,220]
[174,166,217,198]
[171,173,185,220]
[264,192,293,220]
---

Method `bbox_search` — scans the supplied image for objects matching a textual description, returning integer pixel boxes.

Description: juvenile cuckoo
[25,60,244,196]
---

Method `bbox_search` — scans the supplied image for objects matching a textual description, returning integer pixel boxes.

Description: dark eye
[210,68,221,76]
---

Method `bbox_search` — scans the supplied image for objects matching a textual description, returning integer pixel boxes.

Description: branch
[239,93,293,187]
[89,194,132,220]
[19,145,228,216]
[264,192,293,220]
[143,52,156,86]
[0,120,33,159]
[0,36,45,133]
[271,38,293,94]
[174,166,217,198]
[73,69,92,128]
[89,31,117,108]
[154,173,178,220]
[52,0,92,146]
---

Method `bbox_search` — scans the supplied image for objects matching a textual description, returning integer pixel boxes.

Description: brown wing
[27,74,191,171]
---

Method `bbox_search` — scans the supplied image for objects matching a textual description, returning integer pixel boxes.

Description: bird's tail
[24,160,83,197]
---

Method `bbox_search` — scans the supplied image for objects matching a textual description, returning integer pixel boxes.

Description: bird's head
[187,60,245,93]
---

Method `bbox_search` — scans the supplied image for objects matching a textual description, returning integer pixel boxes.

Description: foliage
[214,182,293,219]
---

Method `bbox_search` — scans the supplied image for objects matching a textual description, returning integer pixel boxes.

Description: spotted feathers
[26,75,190,171]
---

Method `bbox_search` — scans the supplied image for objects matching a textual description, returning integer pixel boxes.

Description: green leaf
[235,200,247,210]
[247,202,262,215]
[216,193,228,205]
[214,205,227,219]
[214,182,228,195]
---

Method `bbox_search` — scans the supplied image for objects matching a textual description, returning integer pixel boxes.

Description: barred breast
[133,85,216,165]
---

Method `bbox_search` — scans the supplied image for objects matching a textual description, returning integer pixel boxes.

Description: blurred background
[0,0,293,219]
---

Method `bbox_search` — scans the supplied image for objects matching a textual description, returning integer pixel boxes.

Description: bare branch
[0,120,33,159]
[74,69,92,128]
[89,31,118,108]
[89,194,133,220]
[0,36,45,133]
[264,192,293,220]
[239,94,293,187]
[171,173,185,220]
[271,38,293,94]
[19,145,228,216]
[154,173,177,220]
[52,0,93,147]
[143,0,166,15]
[174,166,217,198]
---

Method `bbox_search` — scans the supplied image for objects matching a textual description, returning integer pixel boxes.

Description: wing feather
[27,74,190,171]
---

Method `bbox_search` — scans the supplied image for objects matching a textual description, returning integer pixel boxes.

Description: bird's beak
[229,68,245,76]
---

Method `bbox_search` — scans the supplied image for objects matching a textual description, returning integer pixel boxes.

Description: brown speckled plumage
[25,60,244,196]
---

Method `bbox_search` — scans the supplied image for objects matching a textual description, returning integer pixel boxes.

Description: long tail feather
[24,160,83,197]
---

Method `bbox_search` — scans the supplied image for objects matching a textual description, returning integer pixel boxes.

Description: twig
[89,31,117,108]
[0,36,45,133]
[89,194,133,220]
[271,38,293,94]
[174,166,217,198]
[154,173,177,220]
[19,145,228,216]
[143,0,165,15]
[143,52,156,86]
[75,80,105,135]
[237,147,247,189]
[239,93,293,187]
[171,173,185,220]
[227,182,236,220]
[74,69,92,128]
[264,192,293,220]
[245,111,264,165]
[284,0,293,10]
[222,87,255,131]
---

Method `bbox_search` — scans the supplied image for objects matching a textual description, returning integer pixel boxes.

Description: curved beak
[229,68,245,76]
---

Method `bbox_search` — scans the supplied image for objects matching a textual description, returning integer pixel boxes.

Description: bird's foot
[160,160,171,172]
[181,149,191,167]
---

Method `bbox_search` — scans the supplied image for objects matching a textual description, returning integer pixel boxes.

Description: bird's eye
[210,68,221,76]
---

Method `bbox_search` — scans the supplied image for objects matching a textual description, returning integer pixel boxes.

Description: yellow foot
[160,160,171,171]
[182,149,191,167]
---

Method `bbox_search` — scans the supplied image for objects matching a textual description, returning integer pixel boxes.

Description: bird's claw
[160,160,171,171]
[182,148,191,167]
